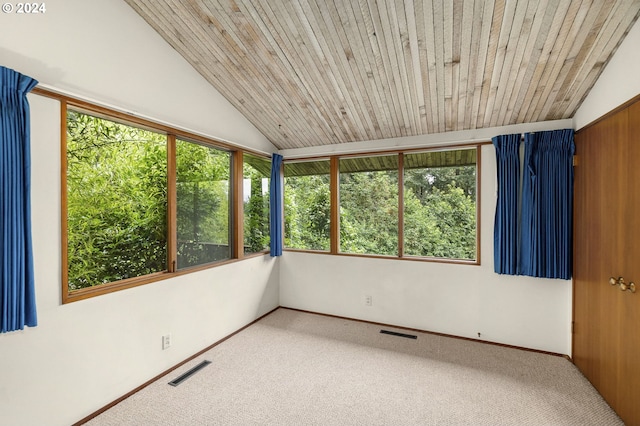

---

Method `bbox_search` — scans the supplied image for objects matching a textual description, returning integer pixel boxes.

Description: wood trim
[59,94,269,303]
[242,250,270,259]
[283,248,332,255]
[283,249,479,266]
[571,274,576,357]
[475,144,482,264]
[283,155,331,164]
[330,157,339,254]
[398,254,480,266]
[71,306,280,426]
[576,93,640,134]
[69,101,232,152]
[64,253,271,304]
[31,86,269,157]
[572,98,640,425]
[282,140,491,163]
[281,307,568,358]
[233,151,244,259]
[287,144,481,264]
[167,134,177,272]
[60,100,70,304]
[64,271,171,304]
[398,153,404,258]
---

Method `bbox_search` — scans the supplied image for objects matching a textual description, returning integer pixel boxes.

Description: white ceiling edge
[279,119,574,159]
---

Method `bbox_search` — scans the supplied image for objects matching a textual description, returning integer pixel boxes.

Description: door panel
[573,117,605,385]
[574,110,621,403]
[598,110,625,407]
[573,101,639,426]
[618,100,640,423]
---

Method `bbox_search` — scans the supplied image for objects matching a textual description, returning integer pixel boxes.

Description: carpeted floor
[86,308,622,425]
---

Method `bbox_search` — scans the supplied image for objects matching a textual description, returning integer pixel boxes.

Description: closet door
[573,100,640,425]
[618,100,640,424]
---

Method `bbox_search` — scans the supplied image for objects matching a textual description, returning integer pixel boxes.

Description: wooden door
[619,100,640,424]
[573,100,640,425]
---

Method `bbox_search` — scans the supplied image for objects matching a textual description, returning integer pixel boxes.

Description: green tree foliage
[404,166,476,260]
[283,162,476,260]
[243,162,270,254]
[67,111,477,291]
[404,165,476,259]
[284,174,330,251]
[66,111,167,290]
[66,112,236,288]
[405,166,476,200]
[176,140,231,268]
[339,170,399,255]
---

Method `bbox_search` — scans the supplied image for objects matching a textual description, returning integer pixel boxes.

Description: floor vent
[168,360,212,387]
[380,330,417,339]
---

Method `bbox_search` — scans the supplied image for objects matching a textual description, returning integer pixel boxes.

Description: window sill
[283,249,479,266]
[62,252,272,304]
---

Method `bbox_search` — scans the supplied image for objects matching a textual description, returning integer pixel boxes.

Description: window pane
[403,149,477,260]
[284,160,330,251]
[339,155,398,255]
[243,154,270,254]
[176,140,231,268]
[66,110,167,290]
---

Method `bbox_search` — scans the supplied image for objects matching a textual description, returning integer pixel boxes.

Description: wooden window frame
[400,147,481,263]
[55,94,271,304]
[283,144,483,265]
[241,152,272,256]
[338,152,401,257]
[49,83,484,304]
[282,158,333,253]
[175,136,234,270]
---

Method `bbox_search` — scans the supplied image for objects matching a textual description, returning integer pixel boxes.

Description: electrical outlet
[162,334,172,350]
[365,295,372,306]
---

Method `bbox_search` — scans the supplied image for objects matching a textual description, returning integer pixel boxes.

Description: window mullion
[330,156,340,254]
[398,153,404,258]
[167,134,177,272]
[233,151,244,259]
[61,101,71,303]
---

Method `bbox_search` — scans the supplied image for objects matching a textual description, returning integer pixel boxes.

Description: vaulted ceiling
[125,0,640,150]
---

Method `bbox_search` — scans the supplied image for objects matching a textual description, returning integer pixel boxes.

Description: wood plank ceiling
[125,0,640,150]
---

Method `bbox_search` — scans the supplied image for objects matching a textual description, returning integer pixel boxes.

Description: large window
[339,155,399,256]
[243,154,270,254]
[176,139,231,269]
[284,159,331,251]
[63,103,269,302]
[66,110,168,290]
[403,149,477,260]
[282,147,478,262]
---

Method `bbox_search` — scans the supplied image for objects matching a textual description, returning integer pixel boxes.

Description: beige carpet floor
[85,308,622,425]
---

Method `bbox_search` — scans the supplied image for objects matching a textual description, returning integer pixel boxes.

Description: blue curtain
[269,153,283,257]
[492,134,521,274]
[519,132,537,276]
[519,129,574,279]
[1,66,38,333]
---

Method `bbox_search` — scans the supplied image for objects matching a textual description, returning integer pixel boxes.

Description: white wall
[280,143,572,356]
[0,0,275,154]
[574,18,640,129]
[280,118,574,357]
[280,17,640,359]
[0,2,279,425]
